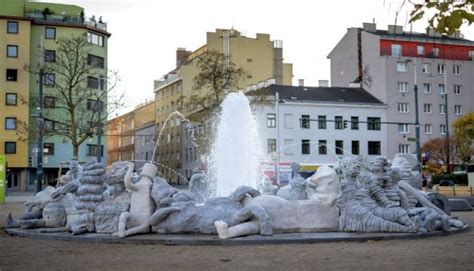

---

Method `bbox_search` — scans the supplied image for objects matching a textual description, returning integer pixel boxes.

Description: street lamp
[442,64,450,174]
[407,58,421,173]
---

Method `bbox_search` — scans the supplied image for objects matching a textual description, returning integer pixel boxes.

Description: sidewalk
[4,192,34,203]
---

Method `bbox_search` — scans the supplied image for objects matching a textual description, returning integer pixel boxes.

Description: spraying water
[209,92,263,197]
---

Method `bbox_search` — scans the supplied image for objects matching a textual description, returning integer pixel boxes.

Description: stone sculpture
[117,162,157,238]
[215,166,341,239]
[188,168,210,204]
[95,162,131,233]
[150,186,261,234]
[336,157,420,233]
[276,162,307,200]
[51,159,83,199]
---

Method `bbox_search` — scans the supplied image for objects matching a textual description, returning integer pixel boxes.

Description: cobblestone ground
[0,201,473,271]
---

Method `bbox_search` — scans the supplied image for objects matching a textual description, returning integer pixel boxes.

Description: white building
[251,84,388,174]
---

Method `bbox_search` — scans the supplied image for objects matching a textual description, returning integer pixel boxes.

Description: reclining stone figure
[215,166,341,239]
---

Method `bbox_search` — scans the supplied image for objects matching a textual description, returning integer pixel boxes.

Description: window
[43,143,55,155]
[44,119,55,131]
[398,123,409,134]
[302,139,310,155]
[398,103,409,113]
[43,96,56,108]
[440,104,446,114]
[367,117,381,130]
[6,69,17,81]
[454,85,461,95]
[335,116,343,129]
[7,21,18,34]
[87,144,104,156]
[6,93,17,106]
[5,142,16,154]
[335,140,343,155]
[45,27,56,39]
[45,50,56,63]
[417,45,425,55]
[5,117,16,130]
[352,141,360,155]
[266,113,276,128]
[87,54,105,68]
[437,63,445,74]
[423,83,431,94]
[392,44,402,57]
[454,105,462,115]
[267,139,276,154]
[424,103,432,114]
[284,114,293,129]
[284,139,294,155]
[318,115,326,129]
[440,124,446,134]
[453,65,461,75]
[301,115,310,129]
[87,76,100,89]
[425,124,432,134]
[351,116,359,130]
[368,141,381,155]
[397,82,408,93]
[399,144,410,154]
[432,47,440,57]
[438,84,445,94]
[397,62,408,72]
[43,73,55,86]
[87,99,104,111]
[7,45,18,57]
[87,32,105,47]
[422,63,431,73]
[318,140,327,155]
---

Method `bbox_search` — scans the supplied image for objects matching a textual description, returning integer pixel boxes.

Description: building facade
[154,29,294,183]
[133,101,155,169]
[107,111,134,166]
[252,83,387,184]
[328,23,474,159]
[1,0,110,190]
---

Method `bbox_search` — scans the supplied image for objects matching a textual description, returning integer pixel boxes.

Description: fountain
[209,91,263,197]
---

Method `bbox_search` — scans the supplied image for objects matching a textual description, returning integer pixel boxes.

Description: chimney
[426,27,442,37]
[176,48,191,68]
[298,79,304,87]
[388,25,403,34]
[363,22,376,33]
[449,30,463,39]
[318,80,329,87]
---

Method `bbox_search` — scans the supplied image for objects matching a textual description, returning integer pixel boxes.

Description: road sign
[407,137,416,142]
[0,155,5,204]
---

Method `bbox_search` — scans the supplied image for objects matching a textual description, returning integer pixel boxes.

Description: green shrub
[432,174,468,185]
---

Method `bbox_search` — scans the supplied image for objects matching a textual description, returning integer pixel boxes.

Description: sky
[36,0,474,115]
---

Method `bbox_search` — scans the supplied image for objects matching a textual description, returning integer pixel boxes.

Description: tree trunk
[72,144,79,159]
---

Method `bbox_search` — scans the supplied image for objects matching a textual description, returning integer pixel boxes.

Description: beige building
[154,29,293,183]
[106,111,134,165]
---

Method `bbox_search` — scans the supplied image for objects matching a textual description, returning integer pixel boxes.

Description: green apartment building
[0,0,110,191]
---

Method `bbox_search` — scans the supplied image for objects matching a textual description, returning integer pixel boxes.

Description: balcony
[24,11,107,31]
[380,48,473,61]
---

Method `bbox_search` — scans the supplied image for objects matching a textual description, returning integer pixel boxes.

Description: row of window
[397,82,462,95]
[267,114,382,130]
[391,43,474,61]
[398,123,447,134]
[3,141,102,156]
[396,62,462,75]
[267,139,381,156]
[397,103,462,115]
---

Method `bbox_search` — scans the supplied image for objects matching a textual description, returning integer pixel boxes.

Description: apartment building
[328,23,474,159]
[154,29,294,183]
[1,0,110,190]
[251,83,387,184]
[107,111,134,166]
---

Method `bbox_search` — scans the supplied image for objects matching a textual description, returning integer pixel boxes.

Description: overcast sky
[37,0,474,115]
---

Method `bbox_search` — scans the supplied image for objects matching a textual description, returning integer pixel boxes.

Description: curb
[5,226,470,246]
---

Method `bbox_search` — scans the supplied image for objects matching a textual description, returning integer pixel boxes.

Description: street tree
[18,34,124,158]
[420,136,461,173]
[452,112,474,164]
[408,0,474,35]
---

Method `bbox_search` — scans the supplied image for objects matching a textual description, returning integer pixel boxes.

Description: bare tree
[19,34,124,158]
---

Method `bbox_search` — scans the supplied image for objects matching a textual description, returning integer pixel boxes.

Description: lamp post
[413,58,421,173]
[96,97,103,163]
[443,67,450,174]
[275,92,280,185]
[36,38,45,193]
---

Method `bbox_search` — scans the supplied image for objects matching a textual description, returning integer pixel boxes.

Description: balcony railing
[380,48,473,61]
[24,12,107,31]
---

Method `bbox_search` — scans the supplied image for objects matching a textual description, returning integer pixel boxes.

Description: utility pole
[96,97,102,163]
[413,58,421,173]
[444,69,450,174]
[275,92,280,185]
[36,38,45,193]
